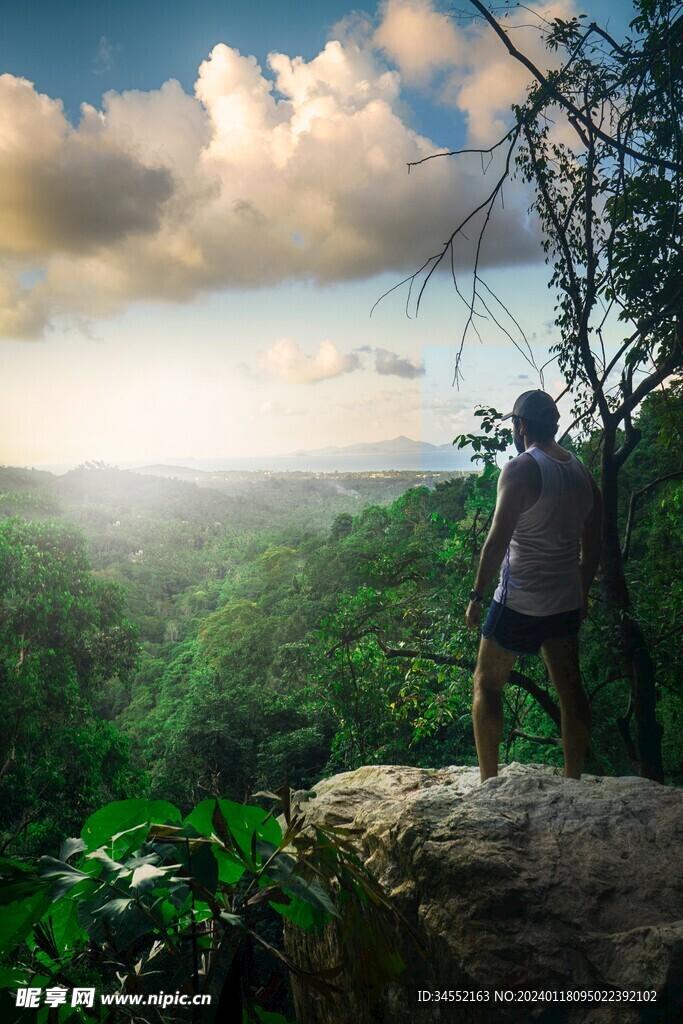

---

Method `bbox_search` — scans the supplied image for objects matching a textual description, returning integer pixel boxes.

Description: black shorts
[482,600,581,655]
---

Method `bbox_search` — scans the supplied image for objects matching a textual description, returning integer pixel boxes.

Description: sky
[0,0,632,468]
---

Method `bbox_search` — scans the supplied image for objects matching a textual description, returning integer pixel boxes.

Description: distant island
[289,436,453,457]
[27,437,466,476]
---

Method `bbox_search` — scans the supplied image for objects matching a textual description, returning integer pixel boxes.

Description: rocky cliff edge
[284,763,683,1024]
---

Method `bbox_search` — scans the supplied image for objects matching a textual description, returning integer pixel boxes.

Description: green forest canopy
[1,384,681,867]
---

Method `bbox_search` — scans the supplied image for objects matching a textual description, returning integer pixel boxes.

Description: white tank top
[493,447,594,616]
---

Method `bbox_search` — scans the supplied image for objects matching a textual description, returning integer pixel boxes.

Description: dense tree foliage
[0,518,141,855]
[2,399,680,861]
[0,389,680,1019]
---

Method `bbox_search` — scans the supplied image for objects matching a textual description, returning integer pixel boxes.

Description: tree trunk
[600,432,664,782]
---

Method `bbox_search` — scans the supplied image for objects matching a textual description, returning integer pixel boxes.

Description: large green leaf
[111,823,158,860]
[264,874,338,933]
[0,890,53,955]
[130,862,173,894]
[85,848,130,879]
[155,897,181,927]
[185,800,281,858]
[59,838,86,862]
[187,841,219,896]
[44,897,87,952]
[212,847,247,886]
[78,894,155,948]
[254,848,296,884]
[219,911,247,934]
[38,858,95,901]
[185,800,282,887]
[0,877,46,907]
[81,800,182,852]
[171,822,245,886]
[0,965,30,988]
[0,858,47,906]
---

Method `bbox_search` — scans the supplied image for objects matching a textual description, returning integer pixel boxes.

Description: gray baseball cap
[501,390,560,422]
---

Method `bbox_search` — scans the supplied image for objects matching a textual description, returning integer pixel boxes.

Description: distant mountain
[290,436,452,456]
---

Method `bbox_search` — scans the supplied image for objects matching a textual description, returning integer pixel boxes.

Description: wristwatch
[469,589,483,603]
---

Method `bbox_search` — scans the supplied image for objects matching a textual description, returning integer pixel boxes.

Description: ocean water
[159,451,474,474]
[32,450,477,476]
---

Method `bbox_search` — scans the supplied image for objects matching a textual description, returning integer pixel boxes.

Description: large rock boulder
[284,763,683,1023]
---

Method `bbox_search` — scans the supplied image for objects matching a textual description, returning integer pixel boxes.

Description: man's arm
[579,473,602,619]
[466,458,534,630]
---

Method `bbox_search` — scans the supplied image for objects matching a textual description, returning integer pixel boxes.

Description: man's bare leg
[541,636,591,779]
[473,637,518,782]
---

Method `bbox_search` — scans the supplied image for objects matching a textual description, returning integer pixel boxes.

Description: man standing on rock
[465,391,601,782]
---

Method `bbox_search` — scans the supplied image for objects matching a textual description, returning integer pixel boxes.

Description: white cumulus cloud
[258,338,363,384]
[0,1,565,340]
[374,0,463,85]
[376,0,578,145]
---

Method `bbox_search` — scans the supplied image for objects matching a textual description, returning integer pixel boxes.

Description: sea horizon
[25,449,475,476]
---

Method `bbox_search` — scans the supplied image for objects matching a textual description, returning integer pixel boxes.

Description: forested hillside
[0,398,680,1024]
[1,387,681,863]
[0,464,455,850]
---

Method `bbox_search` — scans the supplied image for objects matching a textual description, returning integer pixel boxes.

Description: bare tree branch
[509,729,561,746]
[374,638,562,729]
[465,0,683,173]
